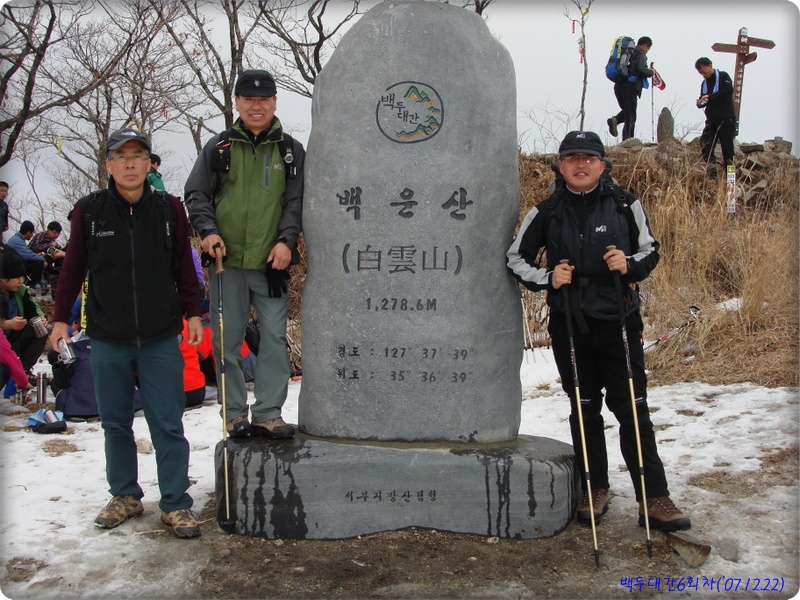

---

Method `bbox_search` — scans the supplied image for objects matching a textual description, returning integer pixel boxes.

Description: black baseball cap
[0,250,25,279]
[559,131,605,157]
[234,69,277,97]
[106,128,151,153]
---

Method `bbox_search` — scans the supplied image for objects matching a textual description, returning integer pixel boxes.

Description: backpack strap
[602,179,639,249]
[211,128,296,201]
[79,191,105,250]
[278,133,297,180]
[153,191,176,252]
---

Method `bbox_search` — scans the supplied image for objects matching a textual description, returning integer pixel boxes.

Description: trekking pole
[644,305,700,351]
[214,245,234,529]
[559,259,602,568]
[606,245,653,558]
[650,64,655,143]
[521,294,533,361]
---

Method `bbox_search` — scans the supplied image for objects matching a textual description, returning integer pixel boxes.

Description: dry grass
[517,143,799,388]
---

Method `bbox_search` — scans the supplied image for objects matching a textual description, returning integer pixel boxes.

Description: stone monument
[216,0,578,540]
[299,0,523,443]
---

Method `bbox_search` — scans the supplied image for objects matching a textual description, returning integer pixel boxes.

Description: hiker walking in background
[695,57,736,177]
[607,36,654,141]
[50,128,205,539]
[506,131,691,532]
[185,69,305,440]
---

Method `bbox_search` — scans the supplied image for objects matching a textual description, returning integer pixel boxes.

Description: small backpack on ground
[605,36,637,82]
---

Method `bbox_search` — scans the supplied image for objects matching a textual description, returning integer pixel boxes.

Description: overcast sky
[484,0,799,152]
[177,0,800,189]
[271,0,799,154]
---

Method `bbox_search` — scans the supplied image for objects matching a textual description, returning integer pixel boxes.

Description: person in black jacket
[507,131,691,533]
[50,128,204,539]
[607,37,654,141]
[695,57,737,176]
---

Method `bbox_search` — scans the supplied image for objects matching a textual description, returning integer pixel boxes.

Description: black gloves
[265,262,290,298]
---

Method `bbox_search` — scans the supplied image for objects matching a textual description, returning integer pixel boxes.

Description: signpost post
[711,28,775,213]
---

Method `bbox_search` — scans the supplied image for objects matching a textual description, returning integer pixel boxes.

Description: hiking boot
[94,495,144,529]
[226,416,252,438]
[607,117,619,137]
[576,488,611,526]
[251,416,295,439]
[639,496,691,531]
[160,508,201,539]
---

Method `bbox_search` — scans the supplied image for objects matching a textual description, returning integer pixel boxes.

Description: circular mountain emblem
[376,82,443,144]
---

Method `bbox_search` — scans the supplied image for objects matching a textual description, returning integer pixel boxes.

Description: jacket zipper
[129,203,141,347]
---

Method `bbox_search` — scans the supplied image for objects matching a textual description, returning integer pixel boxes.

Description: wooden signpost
[711,28,775,213]
[711,27,775,125]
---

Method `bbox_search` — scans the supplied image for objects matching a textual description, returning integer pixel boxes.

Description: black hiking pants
[700,117,736,168]
[613,82,639,140]
[549,312,670,501]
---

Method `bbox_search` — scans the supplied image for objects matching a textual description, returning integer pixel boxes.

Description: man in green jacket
[185,69,305,439]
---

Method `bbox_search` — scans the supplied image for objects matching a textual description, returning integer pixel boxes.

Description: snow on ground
[1,348,798,599]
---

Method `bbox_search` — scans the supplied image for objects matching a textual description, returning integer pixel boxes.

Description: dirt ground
[188,498,698,599]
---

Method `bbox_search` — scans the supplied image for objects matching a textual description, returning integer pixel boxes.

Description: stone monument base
[214,433,578,540]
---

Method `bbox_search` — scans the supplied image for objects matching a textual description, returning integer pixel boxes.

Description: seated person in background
[180,318,213,408]
[0,328,35,394]
[28,220,66,291]
[0,250,47,380]
[5,221,47,288]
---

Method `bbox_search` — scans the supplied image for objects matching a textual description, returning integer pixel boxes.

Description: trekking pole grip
[213,242,225,274]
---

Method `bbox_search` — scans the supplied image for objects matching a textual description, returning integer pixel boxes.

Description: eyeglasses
[108,153,150,163]
[561,153,601,164]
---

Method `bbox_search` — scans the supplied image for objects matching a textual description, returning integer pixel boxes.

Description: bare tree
[23,1,202,202]
[0,0,144,167]
[145,0,267,146]
[519,100,583,154]
[562,0,594,130]
[250,0,361,99]
[441,0,496,14]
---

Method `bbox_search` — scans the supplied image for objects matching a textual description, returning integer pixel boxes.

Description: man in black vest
[51,128,204,539]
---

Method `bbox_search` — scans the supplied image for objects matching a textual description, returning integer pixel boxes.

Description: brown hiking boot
[251,416,295,439]
[639,496,691,531]
[161,508,201,539]
[94,495,144,529]
[576,488,611,526]
[226,416,252,438]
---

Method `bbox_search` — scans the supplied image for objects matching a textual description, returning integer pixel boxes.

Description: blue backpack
[54,337,143,418]
[605,36,637,82]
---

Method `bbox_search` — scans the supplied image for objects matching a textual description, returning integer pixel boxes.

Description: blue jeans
[90,336,192,512]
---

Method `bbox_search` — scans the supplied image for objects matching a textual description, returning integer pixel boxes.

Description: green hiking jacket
[184,117,305,271]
